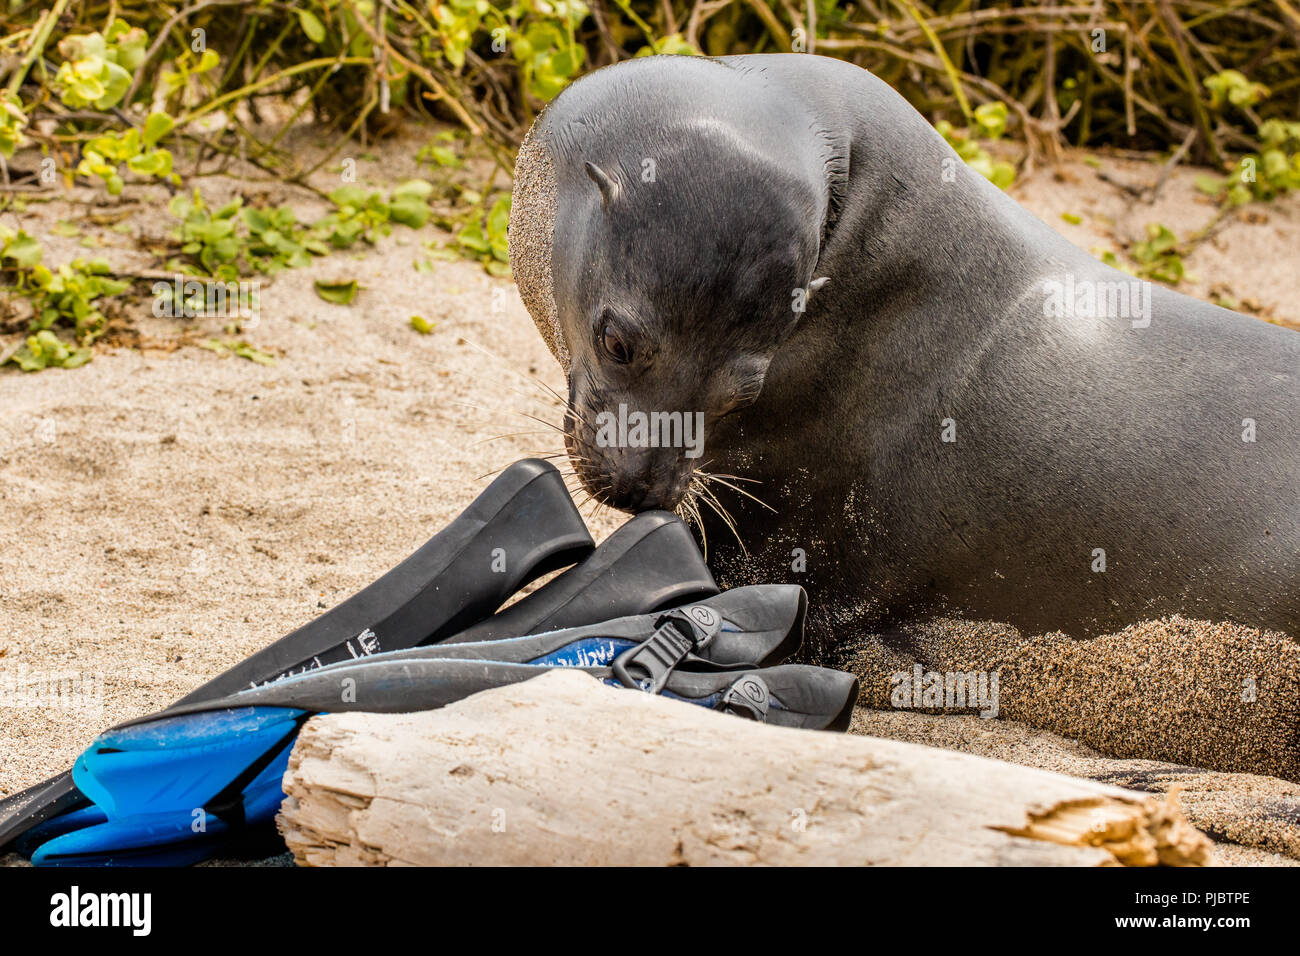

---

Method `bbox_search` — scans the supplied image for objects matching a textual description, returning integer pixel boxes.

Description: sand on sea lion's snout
[847,615,1300,782]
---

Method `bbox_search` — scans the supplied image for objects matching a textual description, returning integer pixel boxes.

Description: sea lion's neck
[791,99,1071,398]
[841,117,1052,321]
[746,99,1071,472]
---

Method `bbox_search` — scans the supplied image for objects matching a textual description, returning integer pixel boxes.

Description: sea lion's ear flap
[584,161,620,208]
[730,353,773,412]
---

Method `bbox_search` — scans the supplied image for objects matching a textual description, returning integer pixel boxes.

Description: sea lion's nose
[606,482,661,513]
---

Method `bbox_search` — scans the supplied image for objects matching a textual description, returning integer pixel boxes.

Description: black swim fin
[148,584,808,721]
[442,509,717,644]
[29,586,851,866]
[3,499,718,853]
[0,458,592,852]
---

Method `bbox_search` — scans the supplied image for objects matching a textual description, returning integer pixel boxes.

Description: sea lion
[509,53,1300,655]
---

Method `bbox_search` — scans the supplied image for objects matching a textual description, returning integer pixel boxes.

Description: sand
[1,129,1297,865]
[0,125,627,801]
[846,615,1300,781]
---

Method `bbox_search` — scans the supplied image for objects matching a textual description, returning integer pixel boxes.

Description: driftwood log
[277,670,1212,866]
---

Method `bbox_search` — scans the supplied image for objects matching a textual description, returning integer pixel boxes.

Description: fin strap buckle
[720,674,770,722]
[611,605,723,693]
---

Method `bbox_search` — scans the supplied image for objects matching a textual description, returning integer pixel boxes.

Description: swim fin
[443,509,717,643]
[32,588,856,866]
[151,584,807,719]
[0,458,592,852]
[32,660,857,867]
[33,707,307,867]
[4,504,717,854]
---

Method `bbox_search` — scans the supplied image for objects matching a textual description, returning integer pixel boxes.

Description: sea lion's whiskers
[455,337,569,408]
[582,492,611,521]
[448,402,572,459]
[697,470,762,484]
[442,347,593,462]
[470,429,558,446]
[530,376,571,412]
[694,471,777,513]
[515,410,571,435]
[676,489,707,559]
[693,480,746,554]
[583,480,617,524]
[448,399,527,424]
[560,405,596,431]
[690,495,710,560]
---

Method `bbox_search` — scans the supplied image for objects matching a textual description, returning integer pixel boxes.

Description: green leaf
[422,146,461,168]
[94,60,132,110]
[127,149,172,177]
[410,315,435,334]
[5,231,43,267]
[200,338,275,365]
[456,222,489,254]
[196,49,221,74]
[142,112,174,148]
[389,198,431,228]
[393,179,434,200]
[988,161,1016,190]
[328,185,369,208]
[297,9,327,43]
[1194,175,1226,196]
[62,347,94,368]
[314,279,359,304]
[233,342,276,365]
[243,208,272,233]
[973,101,1009,140]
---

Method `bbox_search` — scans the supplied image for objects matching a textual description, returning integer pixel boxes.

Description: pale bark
[277,670,1212,867]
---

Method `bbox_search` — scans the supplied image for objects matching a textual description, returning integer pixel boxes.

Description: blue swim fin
[32,707,306,867]
[2,501,716,855]
[29,587,856,866]
[1,458,592,853]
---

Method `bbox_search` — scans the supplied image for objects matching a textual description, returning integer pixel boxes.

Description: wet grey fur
[510,53,1300,652]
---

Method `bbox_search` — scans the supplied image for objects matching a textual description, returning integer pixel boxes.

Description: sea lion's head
[512,122,828,513]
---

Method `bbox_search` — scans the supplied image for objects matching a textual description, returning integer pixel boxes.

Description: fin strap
[610,605,722,693]
[719,674,770,722]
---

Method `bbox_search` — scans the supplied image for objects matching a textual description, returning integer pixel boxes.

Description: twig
[893,0,972,120]
[1155,0,1225,166]
[123,0,256,106]
[5,0,68,99]
[1147,127,1198,202]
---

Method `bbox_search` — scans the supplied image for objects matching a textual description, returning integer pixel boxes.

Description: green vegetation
[2,2,1299,369]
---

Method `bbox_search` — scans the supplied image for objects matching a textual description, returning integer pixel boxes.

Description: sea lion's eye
[602,324,631,365]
